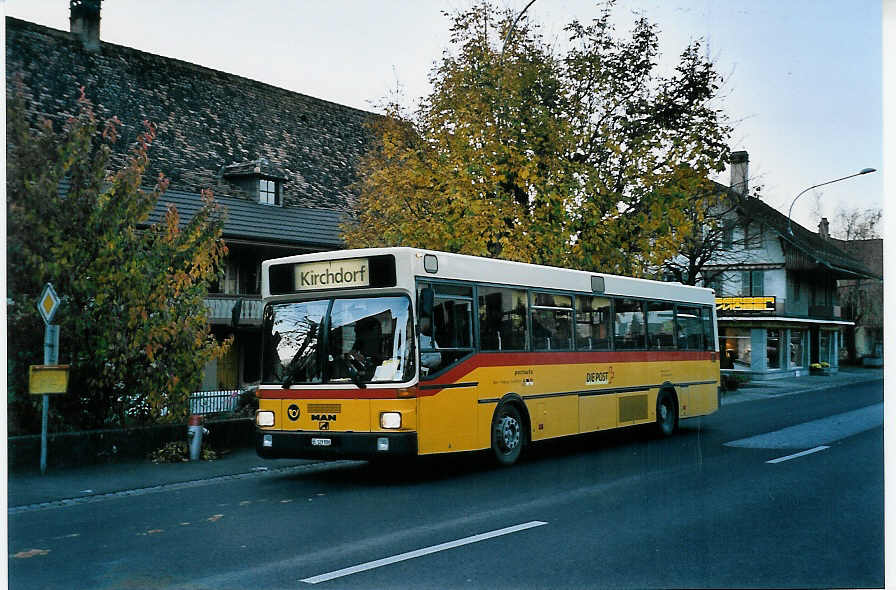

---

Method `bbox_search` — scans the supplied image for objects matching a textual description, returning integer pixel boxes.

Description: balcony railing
[204,295,263,326]
[808,304,842,320]
[189,389,243,415]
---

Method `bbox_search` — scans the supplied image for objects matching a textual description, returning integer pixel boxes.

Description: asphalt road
[9,381,883,589]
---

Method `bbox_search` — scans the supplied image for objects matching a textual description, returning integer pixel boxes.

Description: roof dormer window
[259,178,280,206]
[222,158,287,207]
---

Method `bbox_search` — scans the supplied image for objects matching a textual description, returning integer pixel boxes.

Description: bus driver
[418,315,442,373]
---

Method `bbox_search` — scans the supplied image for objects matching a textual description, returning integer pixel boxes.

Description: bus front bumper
[255,430,418,460]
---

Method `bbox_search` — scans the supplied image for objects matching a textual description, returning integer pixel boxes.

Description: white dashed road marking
[300,521,548,584]
[766,446,830,464]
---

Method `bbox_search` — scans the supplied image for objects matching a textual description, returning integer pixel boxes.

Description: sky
[3,0,884,234]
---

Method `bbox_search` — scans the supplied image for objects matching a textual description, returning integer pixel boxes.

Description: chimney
[729,150,749,197]
[70,0,101,52]
[818,217,830,239]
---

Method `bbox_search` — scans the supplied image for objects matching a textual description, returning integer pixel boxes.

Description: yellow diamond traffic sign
[37,283,60,324]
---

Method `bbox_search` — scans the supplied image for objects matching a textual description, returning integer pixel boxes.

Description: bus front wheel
[491,403,525,466]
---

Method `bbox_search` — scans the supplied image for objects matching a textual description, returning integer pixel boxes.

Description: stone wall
[8,417,254,472]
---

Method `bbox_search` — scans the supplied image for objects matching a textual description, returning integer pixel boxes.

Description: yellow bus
[255,247,719,465]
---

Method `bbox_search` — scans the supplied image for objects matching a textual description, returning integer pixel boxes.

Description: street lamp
[786,168,877,235]
[500,0,537,61]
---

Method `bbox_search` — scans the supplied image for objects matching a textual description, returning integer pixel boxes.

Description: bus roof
[262,247,716,305]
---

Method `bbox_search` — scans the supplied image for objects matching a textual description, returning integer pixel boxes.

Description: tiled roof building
[6,16,373,215]
[734,195,875,280]
[705,151,878,379]
[7,7,374,391]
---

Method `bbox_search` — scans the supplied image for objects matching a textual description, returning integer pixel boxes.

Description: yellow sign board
[28,365,70,395]
[716,296,776,312]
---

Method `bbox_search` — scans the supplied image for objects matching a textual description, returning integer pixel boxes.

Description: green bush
[721,374,750,391]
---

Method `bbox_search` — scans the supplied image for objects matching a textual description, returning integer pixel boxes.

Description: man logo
[287,404,300,421]
[319,422,330,430]
[311,414,336,421]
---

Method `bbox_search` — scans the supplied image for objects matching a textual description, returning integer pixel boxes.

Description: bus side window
[531,292,573,351]
[419,282,475,377]
[575,295,611,351]
[614,298,646,350]
[646,300,675,349]
[478,286,528,351]
[675,305,703,350]
[701,306,716,351]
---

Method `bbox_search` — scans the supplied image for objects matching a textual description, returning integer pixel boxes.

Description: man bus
[255,247,719,466]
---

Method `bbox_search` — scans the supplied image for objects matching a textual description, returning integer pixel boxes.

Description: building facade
[7,5,369,393]
[700,152,877,379]
[833,238,883,365]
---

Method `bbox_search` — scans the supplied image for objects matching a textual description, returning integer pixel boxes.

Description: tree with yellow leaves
[7,87,228,431]
[343,1,731,278]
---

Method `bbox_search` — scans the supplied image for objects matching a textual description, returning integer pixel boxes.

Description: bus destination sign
[295,258,370,291]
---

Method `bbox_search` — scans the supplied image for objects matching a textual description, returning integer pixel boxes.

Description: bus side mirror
[420,287,434,319]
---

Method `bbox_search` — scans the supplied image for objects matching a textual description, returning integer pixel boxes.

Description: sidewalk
[721,365,884,405]
[8,366,884,510]
[7,447,320,511]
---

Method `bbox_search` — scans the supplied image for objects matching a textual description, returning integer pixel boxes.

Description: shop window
[531,293,573,351]
[767,329,782,369]
[478,286,528,351]
[614,299,646,350]
[720,327,751,370]
[575,295,611,350]
[819,331,832,365]
[790,330,805,368]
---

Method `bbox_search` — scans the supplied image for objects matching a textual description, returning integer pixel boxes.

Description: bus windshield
[262,295,416,386]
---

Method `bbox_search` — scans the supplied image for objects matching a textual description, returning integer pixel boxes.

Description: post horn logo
[287,404,300,421]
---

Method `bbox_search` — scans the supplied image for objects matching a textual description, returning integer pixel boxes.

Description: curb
[8,459,362,515]
[722,374,882,406]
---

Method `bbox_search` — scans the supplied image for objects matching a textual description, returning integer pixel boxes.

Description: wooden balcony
[205,295,263,326]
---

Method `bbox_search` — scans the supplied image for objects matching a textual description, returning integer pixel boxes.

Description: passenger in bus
[418,315,442,373]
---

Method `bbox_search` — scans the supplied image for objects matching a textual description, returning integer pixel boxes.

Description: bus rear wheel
[656,391,679,437]
[491,403,524,466]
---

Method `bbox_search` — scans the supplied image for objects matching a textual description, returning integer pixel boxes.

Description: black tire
[656,391,679,437]
[491,403,525,466]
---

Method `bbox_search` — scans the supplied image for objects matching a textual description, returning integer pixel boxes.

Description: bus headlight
[380,412,402,429]
[256,410,275,427]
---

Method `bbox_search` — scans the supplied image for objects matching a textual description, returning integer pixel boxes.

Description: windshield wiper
[341,351,369,389]
[345,359,367,389]
[281,323,318,388]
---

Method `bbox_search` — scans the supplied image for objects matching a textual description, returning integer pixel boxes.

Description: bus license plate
[311,438,332,447]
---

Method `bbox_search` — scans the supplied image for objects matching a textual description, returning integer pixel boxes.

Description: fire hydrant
[188,415,204,461]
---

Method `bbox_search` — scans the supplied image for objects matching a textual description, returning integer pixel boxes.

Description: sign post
[34,283,62,474]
